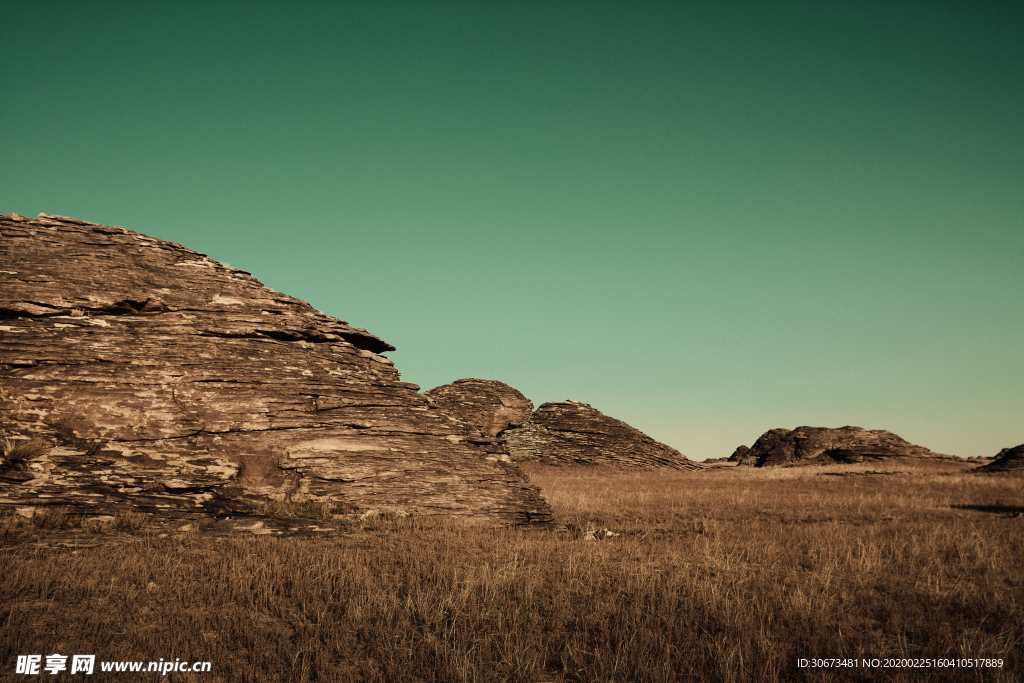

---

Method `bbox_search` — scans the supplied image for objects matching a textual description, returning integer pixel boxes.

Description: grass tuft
[0,435,52,459]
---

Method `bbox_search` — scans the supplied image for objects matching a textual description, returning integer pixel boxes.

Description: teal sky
[3,1,1021,460]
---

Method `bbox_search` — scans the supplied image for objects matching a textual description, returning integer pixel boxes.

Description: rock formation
[423,378,533,437]
[978,444,1024,472]
[0,213,553,530]
[502,400,701,470]
[728,445,749,462]
[424,380,700,470]
[737,426,950,467]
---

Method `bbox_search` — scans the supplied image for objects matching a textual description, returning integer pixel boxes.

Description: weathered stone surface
[738,426,951,467]
[503,400,701,470]
[728,445,750,463]
[424,379,533,437]
[979,444,1024,472]
[0,213,553,528]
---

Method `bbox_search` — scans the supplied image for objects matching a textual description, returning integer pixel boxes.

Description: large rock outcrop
[737,426,950,467]
[979,444,1024,472]
[502,400,701,470]
[423,379,533,437]
[0,213,553,529]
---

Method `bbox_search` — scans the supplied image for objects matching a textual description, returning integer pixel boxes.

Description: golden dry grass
[1,460,1021,682]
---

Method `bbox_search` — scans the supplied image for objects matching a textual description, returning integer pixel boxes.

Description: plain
[2,460,1021,682]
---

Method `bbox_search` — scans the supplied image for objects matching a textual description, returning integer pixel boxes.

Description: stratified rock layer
[424,379,533,437]
[739,426,950,467]
[0,213,553,528]
[503,400,701,470]
[979,444,1024,472]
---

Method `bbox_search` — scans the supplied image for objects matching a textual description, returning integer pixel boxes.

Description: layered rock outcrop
[979,444,1024,472]
[424,380,700,469]
[737,426,950,467]
[503,400,701,470]
[0,213,553,529]
[423,379,533,437]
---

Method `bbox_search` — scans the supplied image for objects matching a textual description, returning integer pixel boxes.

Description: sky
[2,1,1021,460]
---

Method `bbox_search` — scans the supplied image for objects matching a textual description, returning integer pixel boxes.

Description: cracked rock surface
[0,213,553,529]
[735,426,954,467]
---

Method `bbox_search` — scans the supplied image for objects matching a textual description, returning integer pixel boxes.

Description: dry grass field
[2,460,1021,682]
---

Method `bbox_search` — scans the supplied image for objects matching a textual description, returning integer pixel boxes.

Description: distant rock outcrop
[424,379,533,437]
[737,426,949,467]
[502,400,701,470]
[0,213,553,530]
[728,445,750,463]
[979,444,1024,472]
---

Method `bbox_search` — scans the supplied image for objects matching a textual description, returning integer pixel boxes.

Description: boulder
[0,213,553,530]
[741,425,950,467]
[978,444,1024,472]
[503,400,701,470]
[423,378,533,437]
